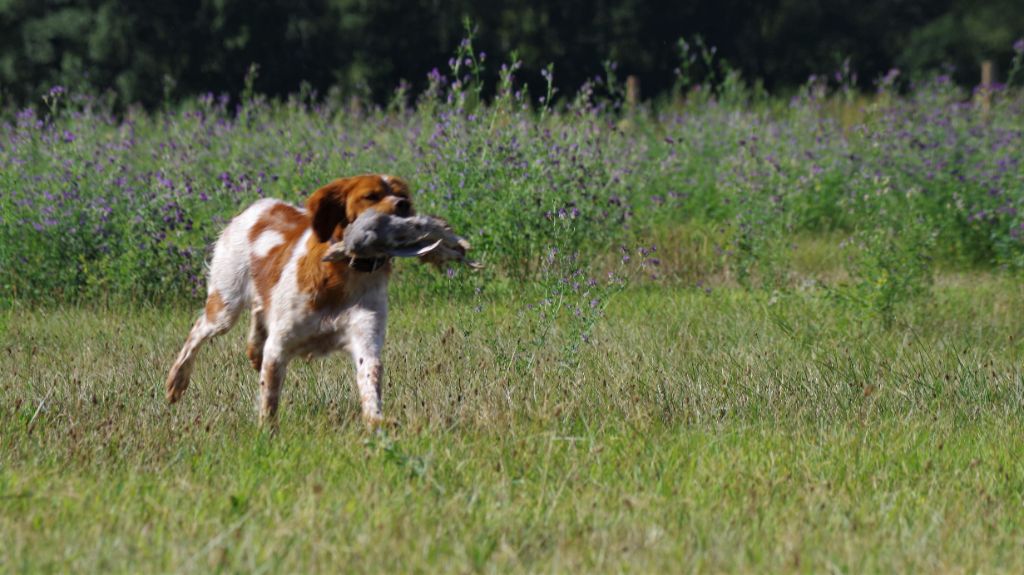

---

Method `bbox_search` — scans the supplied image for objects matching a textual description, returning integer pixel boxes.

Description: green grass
[4,273,1024,572]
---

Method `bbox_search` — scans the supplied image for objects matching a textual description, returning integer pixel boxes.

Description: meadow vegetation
[3,39,1024,572]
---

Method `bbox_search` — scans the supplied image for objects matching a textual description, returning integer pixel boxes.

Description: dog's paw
[362,413,399,431]
[165,366,190,404]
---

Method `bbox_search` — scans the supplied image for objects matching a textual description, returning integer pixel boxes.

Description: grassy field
[3,42,1024,572]
[4,268,1024,572]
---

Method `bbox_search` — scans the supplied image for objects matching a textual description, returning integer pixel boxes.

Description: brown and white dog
[166,174,413,427]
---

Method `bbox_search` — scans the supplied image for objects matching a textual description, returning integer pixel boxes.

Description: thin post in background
[626,75,640,109]
[979,59,994,113]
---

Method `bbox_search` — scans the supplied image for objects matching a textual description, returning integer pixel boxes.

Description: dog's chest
[287,273,389,358]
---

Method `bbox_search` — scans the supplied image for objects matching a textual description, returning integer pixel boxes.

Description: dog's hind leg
[257,338,290,427]
[166,290,243,403]
[246,305,268,371]
[167,209,256,404]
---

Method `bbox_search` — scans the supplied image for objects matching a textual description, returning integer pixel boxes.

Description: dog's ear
[306,178,350,242]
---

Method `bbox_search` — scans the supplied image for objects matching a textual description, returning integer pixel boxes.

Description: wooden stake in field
[979,59,994,113]
[626,75,640,109]
[618,75,641,132]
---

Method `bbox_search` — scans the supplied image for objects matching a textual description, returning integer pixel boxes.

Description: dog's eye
[366,193,384,202]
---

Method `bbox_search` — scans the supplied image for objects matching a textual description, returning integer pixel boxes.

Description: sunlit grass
[3,273,1024,572]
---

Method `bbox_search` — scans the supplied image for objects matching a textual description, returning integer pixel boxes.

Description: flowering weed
[1,39,1023,311]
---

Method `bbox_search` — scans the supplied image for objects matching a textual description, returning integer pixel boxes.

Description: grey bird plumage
[322,209,480,269]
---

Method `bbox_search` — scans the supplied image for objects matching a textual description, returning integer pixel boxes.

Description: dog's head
[306,174,413,243]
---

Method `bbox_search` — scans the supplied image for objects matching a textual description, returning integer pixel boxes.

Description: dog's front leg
[357,359,384,428]
[347,306,387,428]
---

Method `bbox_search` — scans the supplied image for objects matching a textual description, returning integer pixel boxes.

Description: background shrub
[1,43,1023,307]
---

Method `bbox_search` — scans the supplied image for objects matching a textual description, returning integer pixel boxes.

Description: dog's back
[208,199,308,309]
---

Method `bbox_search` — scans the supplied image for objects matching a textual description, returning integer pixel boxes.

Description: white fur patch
[252,230,285,259]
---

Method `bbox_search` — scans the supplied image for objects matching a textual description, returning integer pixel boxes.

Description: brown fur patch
[204,291,225,322]
[245,176,412,313]
[296,238,350,310]
[306,175,413,242]
[246,341,263,371]
[296,175,410,310]
[249,203,308,310]
[306,180,350,243]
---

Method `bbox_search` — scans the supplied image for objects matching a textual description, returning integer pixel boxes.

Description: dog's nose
[394,198,411,217]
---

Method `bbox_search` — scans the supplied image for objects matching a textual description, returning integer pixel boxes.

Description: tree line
[1,0,1022,108]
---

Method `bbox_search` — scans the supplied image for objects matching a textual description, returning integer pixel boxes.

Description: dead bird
[323,208,481,269]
